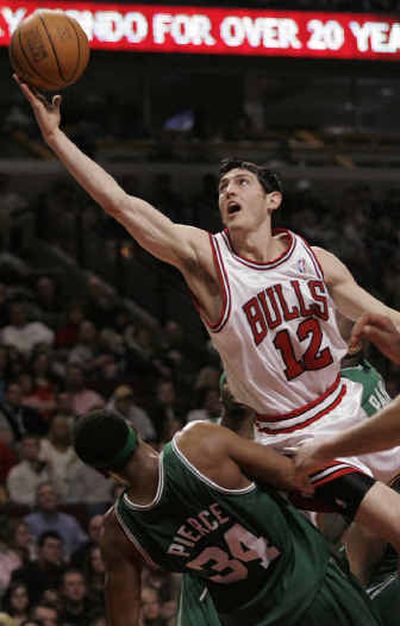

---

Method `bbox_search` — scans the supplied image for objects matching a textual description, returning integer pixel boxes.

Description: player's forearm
[241,446,300,492]
[317,395,400,458]
[46,128,127,214]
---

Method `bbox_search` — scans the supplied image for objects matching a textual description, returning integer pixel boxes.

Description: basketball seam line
[39,13,66,84]
[9,35,23,75]
[18,28,56,86]
[67,17,82,83]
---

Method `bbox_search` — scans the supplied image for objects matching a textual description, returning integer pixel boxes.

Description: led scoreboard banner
[1,1,400,60]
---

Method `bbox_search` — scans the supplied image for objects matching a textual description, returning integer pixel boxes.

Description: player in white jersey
[16,76,400,529]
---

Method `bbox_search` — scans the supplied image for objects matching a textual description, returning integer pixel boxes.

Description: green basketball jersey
[115,438,331,625]
[341,359,391,417]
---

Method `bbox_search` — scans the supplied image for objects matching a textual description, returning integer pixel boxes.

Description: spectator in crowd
[0,520,25,597]
[7,435,50,506]
[54,305,85,351]
[107,385,156,441]
[186,387,222,423]
[30,602,59,626]
[24,483,87,558]
[53,393,73,418]
[64,365,105,417]
[2,583,30,626]
[140,587,167,626]
[0,346,13,402]
[23,351,59,420]
[1,302,54,357]
[68,320,103,373]
[70,515,103,569]
[12,531,64,605]
[0,434,17,485]
[83,276,118,330]
[67,458,113,516]
[150,379,185,443]
[83,544,105,608]
[8,520,34,567]
[59,569,90,626]
[39,588,61,612]
[33,276,63,330]
[0,383,47,445]
[40,415,78,501]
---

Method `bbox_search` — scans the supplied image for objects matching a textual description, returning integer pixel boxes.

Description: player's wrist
[44,126,63,146]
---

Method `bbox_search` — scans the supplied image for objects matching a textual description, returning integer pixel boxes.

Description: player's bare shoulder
[176,421,228,459]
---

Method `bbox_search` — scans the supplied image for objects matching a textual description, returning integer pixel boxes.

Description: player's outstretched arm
[350,313,400,364]
[101,510,142,626]
[312,247,400,329]
[295,394,400,477]
[14,76,208,270]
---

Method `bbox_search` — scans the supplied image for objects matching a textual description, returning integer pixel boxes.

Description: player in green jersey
[73,409,400,626]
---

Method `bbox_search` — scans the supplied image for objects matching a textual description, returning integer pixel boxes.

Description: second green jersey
[341,359,391,417]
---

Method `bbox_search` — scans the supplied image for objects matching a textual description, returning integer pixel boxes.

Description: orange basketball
[9,10,90,92]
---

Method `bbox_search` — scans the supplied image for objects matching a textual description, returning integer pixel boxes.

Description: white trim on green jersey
[171,437,256,495]
[122,452,165,511]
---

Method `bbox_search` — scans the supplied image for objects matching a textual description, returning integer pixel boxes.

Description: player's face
[218,168,271,231]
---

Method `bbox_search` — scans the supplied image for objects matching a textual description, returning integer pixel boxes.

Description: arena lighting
[2,1,400,60]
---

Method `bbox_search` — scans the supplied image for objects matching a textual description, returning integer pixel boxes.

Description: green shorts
[369,575,400,626]
[298,560,382,626]
[177,561,381,626]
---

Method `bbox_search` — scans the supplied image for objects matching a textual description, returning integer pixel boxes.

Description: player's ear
[267,191,283,212]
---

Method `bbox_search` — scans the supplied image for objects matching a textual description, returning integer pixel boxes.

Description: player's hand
[294,438,332,479]
[350,313,400,365]
[13,73,61,141]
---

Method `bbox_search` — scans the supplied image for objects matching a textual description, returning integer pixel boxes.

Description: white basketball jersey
[203,229,347,421]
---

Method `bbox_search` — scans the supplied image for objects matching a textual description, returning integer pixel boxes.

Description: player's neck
[126,444,160,506]
[229,225,288,263]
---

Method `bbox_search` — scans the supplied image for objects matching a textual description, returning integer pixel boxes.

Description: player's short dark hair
[73,410,137,472]
[218,158,283,195]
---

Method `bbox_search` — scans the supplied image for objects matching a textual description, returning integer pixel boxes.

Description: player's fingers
[350,313,371,346]
[13,74,35,102]
[362,325,389,344]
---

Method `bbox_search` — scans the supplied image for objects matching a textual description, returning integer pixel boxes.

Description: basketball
[9,10,90,92]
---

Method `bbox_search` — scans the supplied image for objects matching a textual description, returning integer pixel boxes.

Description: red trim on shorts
[311,465,364,488]
[256,380,346,434]
[257,374,341,423]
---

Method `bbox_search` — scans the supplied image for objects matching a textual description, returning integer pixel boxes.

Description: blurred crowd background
[0,0,400,624]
